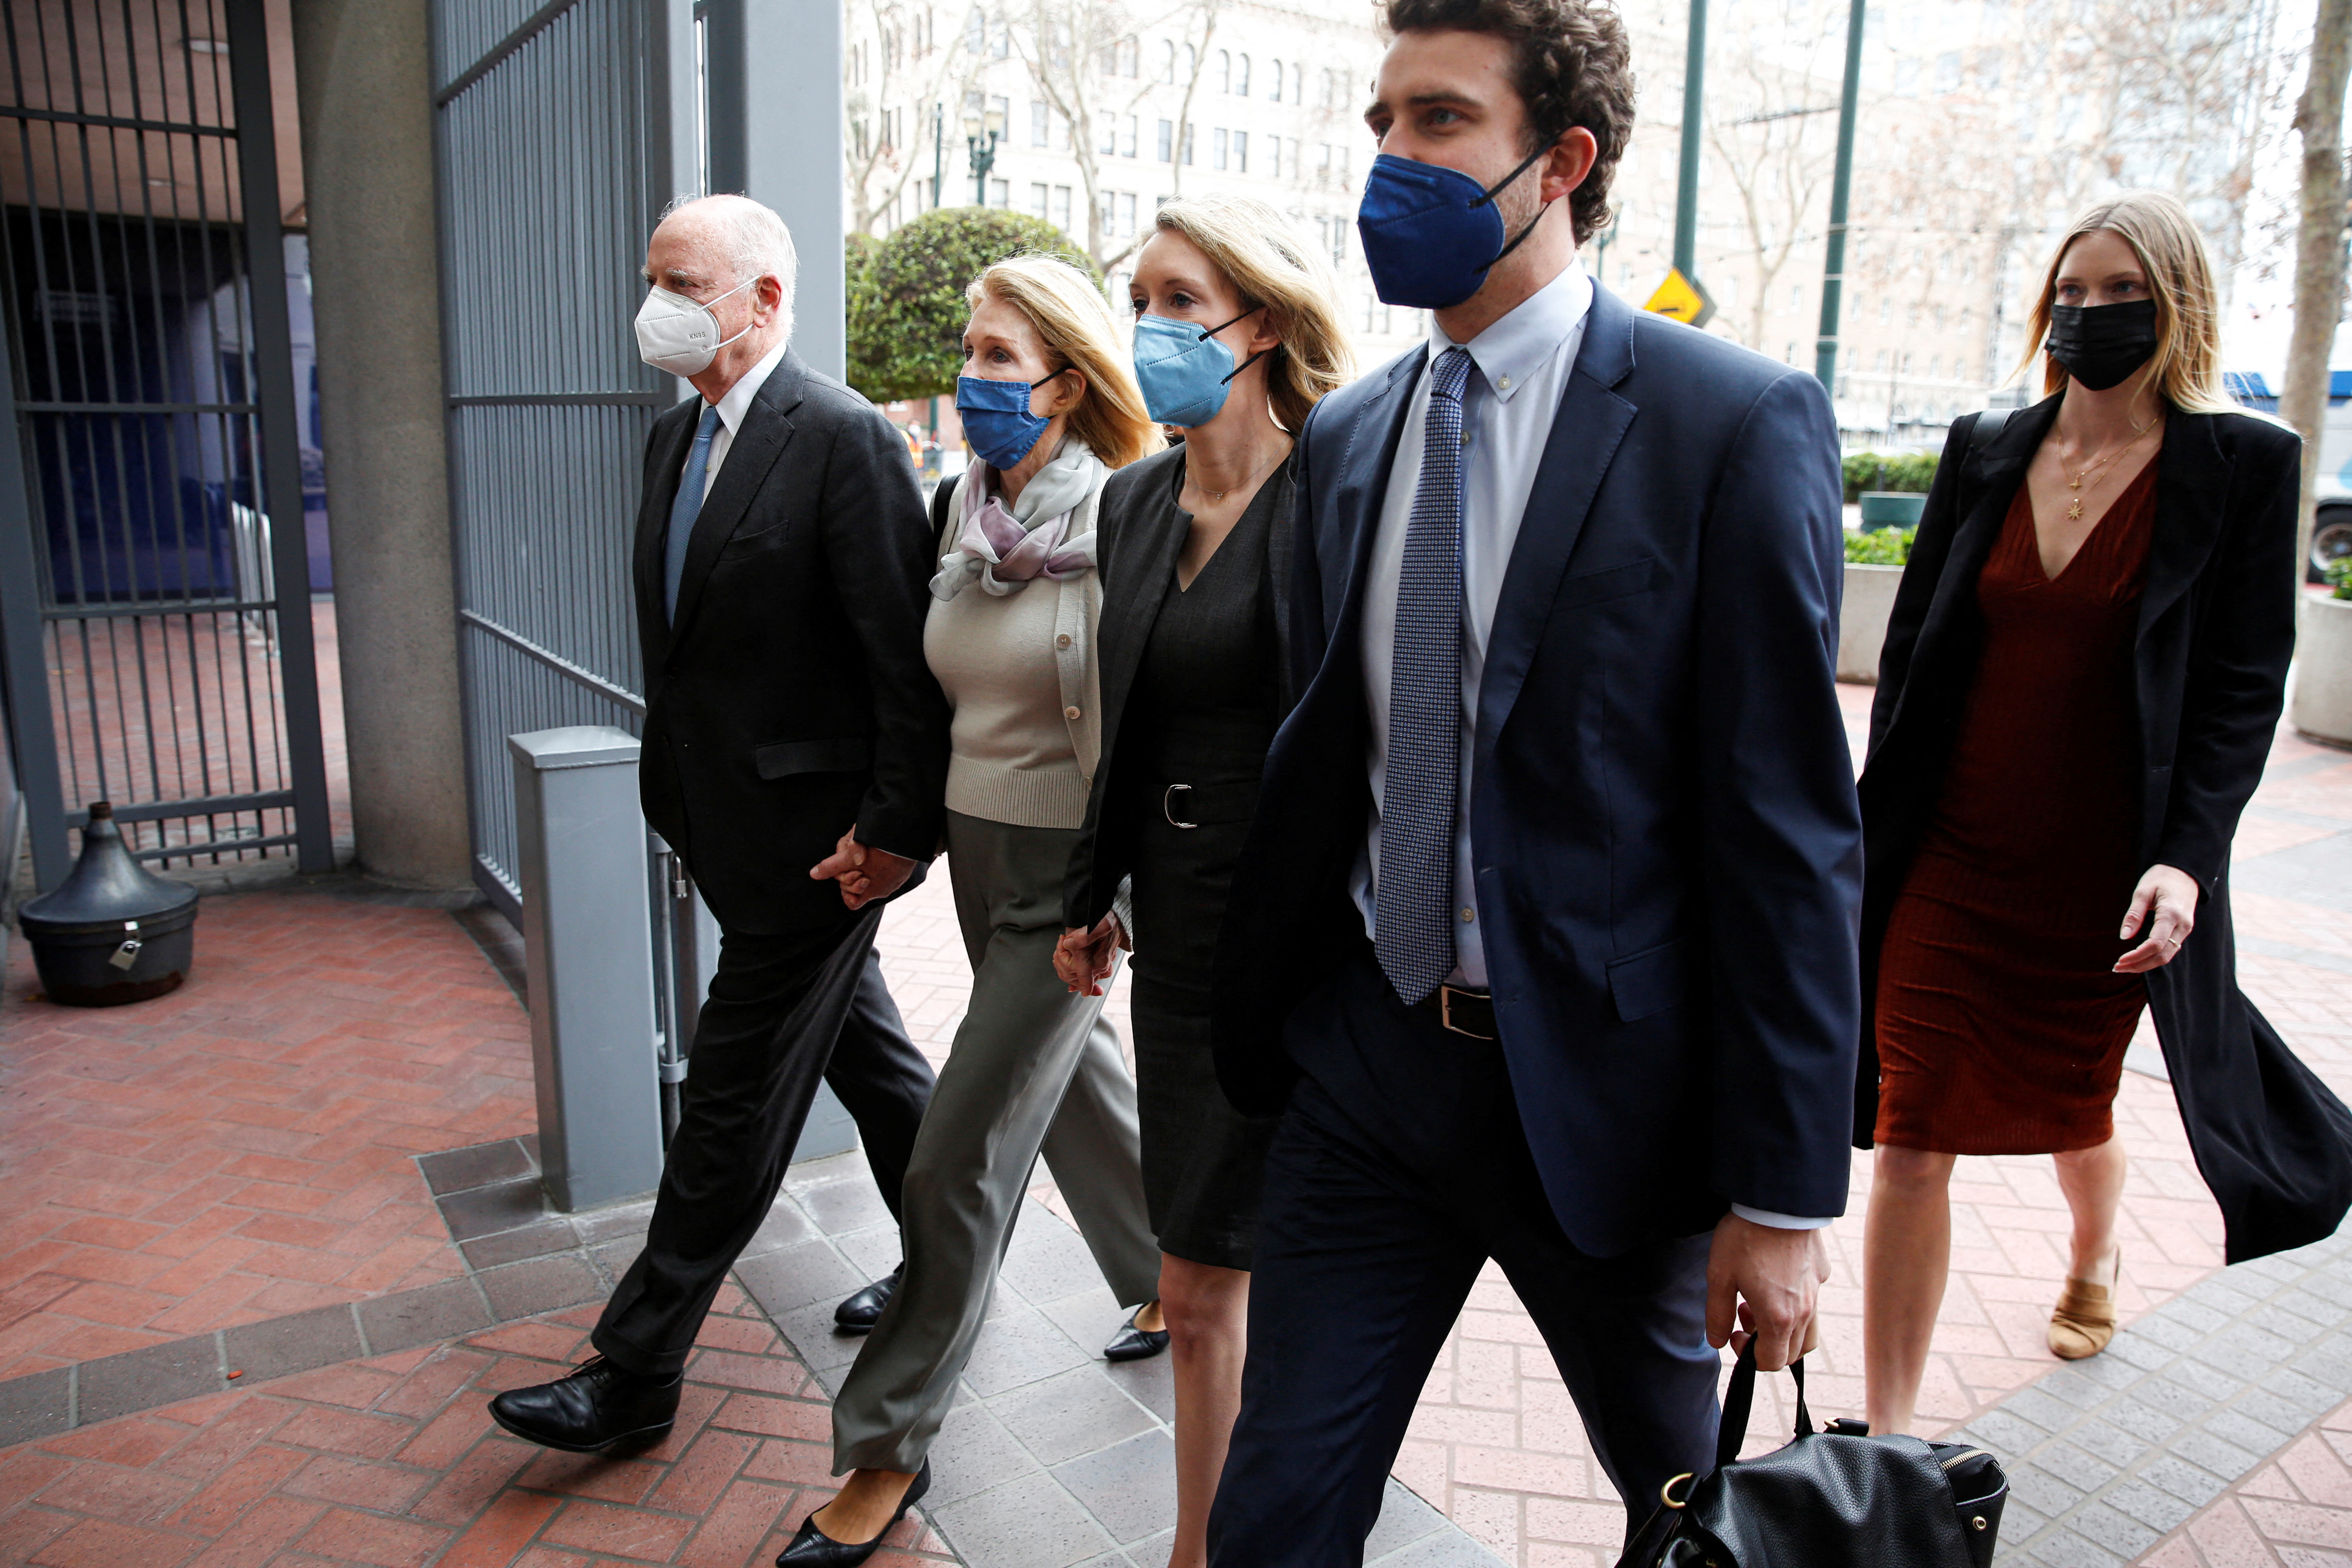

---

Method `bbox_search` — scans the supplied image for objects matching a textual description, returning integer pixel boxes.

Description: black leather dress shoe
[1102,1304,1170,1362]
[776,1461,931,1568]
[488,1355,682,1453]
[834,1265,902,1334]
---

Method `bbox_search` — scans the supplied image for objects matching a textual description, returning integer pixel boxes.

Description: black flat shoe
[488,1355,681,1453]
[1103,1304,1169,1362]
[775,1461,931,1568]
[834,1265,902,1334]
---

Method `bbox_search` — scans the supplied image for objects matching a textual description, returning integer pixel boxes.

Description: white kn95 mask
[634,276,757,376]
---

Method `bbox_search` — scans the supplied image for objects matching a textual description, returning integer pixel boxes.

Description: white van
[2227,372,2352,583]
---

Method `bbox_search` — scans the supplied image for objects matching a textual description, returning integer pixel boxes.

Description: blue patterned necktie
[1377,346,1474,1005]
[664,405,723,621]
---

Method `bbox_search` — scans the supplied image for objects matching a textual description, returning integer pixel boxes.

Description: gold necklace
[1192,443,1289,504]
[2060,414,2156,521]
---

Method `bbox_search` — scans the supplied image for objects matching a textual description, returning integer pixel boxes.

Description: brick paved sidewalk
[0,1283,955,1568]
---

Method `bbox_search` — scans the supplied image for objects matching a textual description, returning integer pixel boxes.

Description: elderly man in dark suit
[1203,2,1863,1561]
[490,194,950,1453]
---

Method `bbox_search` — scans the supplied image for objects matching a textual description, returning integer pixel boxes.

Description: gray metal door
[431,0,690,914]
[0,0,331,888]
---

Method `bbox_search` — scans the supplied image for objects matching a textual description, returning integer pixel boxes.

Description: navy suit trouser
[1206,950,1720,1567]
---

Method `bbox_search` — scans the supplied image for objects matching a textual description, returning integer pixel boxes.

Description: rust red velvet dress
[1873,456,2159,1155]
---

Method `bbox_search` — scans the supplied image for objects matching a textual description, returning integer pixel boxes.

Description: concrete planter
[2293,594,2352,748]
[1838,562,1905,683]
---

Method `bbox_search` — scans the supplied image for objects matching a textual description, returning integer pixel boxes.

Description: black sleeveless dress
[1119,472,1288,1270]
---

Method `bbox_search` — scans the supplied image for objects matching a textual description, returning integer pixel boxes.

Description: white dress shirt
[687,340,790,498]
[1347,263,1825,1232]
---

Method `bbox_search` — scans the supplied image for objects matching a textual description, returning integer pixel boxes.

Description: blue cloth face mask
[1131,308,1265,428]
[956,370,1064,469]
[1356,146,1554,310]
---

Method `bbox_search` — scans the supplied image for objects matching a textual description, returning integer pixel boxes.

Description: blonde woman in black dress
[1057,195,1353,1568]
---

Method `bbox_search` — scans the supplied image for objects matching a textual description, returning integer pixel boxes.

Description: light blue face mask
[956,369,1064,468]
[1131,307,1265,428]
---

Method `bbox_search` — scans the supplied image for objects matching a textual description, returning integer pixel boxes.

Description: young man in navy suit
[1204,2,1863,1559]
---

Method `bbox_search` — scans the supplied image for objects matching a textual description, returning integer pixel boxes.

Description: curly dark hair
[1382,0,1634,246]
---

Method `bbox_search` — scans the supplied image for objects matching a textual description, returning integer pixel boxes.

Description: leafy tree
[847,206,1100,403]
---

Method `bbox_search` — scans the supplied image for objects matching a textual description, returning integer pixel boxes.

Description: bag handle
[1966,406,2012,463]
[1715,1343,1814,1473]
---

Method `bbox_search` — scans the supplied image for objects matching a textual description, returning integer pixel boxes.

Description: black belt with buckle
[1160,780,1260,829]
[1410,984,1497,1040]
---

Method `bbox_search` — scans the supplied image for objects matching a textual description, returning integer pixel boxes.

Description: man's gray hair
[660,192,797,329]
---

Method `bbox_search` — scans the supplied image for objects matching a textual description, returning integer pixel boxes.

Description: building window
[1122,36,1139,76]
[1217,49,1230,92]
[1122,115,1137,158]
[1030,182,1049,218]
[1052,184,1072,230]
[1292,63,1303,103]
[1214,127,1228,170]
[1267,56,1283,102]
[1232,129,1248,174]
[990,177,1009,207]
[1099,113,1117,155]
[1120,191,1136,234]
[1236,54,1251,95]
[1160,39,1176,82]
[1182,122,1195,165]
[966,7,984,54]
[1157,118,1174,161]
[1033,101,1050,146]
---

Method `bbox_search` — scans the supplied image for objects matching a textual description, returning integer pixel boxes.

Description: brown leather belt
[1408,984,1497,1040]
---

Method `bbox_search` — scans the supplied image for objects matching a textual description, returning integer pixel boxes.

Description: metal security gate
[431,0,687,915]
[0,0,331,889]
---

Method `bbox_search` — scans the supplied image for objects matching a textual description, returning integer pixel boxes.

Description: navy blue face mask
[957,370,1064,469]
[1356,146,1554,310]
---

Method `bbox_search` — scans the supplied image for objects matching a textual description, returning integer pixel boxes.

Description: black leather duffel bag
[1617,1347,2009,1568]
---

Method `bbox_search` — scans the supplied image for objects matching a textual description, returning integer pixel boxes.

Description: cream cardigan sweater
[922,467,1106,830]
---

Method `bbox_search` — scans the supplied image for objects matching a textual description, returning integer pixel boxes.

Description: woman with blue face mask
[1052,195,1354,1568]
[789,255,1163,1568]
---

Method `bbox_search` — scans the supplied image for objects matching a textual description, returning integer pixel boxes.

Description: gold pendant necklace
[2061,414,2156,522]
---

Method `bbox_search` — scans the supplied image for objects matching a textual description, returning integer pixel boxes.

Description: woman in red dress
[1858,192,2321,1436]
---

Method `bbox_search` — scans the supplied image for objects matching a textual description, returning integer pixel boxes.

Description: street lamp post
[932,102,945,208]
[1813,0,1867,394]
[964,105,1005,206]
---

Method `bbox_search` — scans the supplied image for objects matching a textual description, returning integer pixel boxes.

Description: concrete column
[290,0,472,889]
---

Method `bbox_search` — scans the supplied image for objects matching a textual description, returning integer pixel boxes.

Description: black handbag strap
[1966,406,2012,463]
[1716,1344,1814,1473]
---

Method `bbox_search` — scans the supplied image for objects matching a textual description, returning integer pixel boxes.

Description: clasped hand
[809,824,917,910]
[1052,914,1128,996]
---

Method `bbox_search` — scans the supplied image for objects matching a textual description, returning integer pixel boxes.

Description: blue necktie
[664,406,722,621]
[1377,346,1473,1005]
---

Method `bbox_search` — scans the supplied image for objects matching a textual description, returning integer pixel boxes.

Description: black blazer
[1215,285,1865,1256]
[1062,444,1300,931]
[1859,395,2352,1262]
[632,351,950,937]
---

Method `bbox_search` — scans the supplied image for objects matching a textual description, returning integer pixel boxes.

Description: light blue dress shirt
[1348,262,1826,1232]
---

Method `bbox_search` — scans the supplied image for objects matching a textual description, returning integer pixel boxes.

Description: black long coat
[1856,394,2352,1263]
[631,352,950,937]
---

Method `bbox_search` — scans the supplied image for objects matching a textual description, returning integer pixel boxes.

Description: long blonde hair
[1149,195,1357,433]
[967,256,1163,469]
[2014,191,2234,413]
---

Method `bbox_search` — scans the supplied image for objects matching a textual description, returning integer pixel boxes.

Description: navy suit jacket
[1210,284,1864,1256]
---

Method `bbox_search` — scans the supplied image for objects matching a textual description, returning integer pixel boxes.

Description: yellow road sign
[1645,268,1716,329]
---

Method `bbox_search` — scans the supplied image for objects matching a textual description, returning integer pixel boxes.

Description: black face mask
[2045,299,2159,391]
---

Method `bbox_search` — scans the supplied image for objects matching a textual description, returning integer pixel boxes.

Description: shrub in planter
[1845,525,1915,565]
[1839,452,1939,504]
[2293,566,2352,747]
[1837,528,1912,682]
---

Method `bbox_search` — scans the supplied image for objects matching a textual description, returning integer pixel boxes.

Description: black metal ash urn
[18,802,199,1006]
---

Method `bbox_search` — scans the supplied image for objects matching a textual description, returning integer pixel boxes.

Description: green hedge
[2329,560,2352,601]
[847,207,1100,403]
[1842,451,1938,504]
[1845,525,1915,566]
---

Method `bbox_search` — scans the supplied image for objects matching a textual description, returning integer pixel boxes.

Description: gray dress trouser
[831,809,1162,1473]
